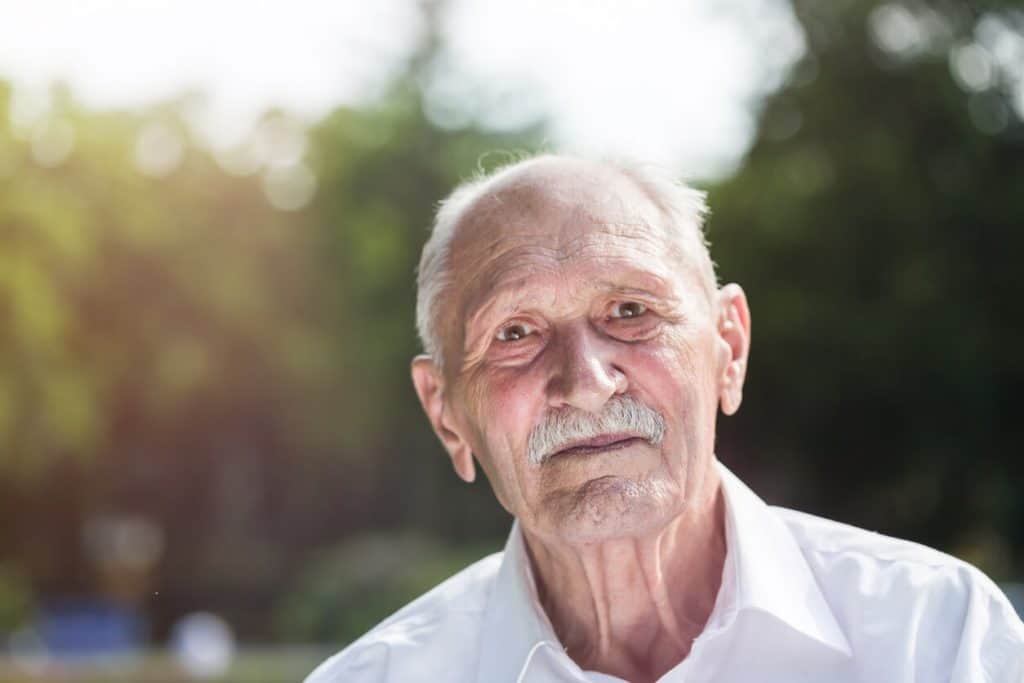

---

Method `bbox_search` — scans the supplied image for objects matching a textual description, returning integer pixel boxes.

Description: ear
[410,355,476,483]
[714,283,751,416]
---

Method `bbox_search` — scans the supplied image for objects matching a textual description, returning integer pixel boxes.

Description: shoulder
[772,504,1016,608]
[772,506,1024,678]
[303,551,504,683]
[775,504,975,568]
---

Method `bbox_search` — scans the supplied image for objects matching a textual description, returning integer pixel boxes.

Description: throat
[524,484,727,682]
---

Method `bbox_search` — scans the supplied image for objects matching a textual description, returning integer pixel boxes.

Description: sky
[0,0,807,180]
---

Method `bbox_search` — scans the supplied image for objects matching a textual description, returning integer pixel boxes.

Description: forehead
[449,160,672,267]
[445,163,688,332]
[457,161,664,242]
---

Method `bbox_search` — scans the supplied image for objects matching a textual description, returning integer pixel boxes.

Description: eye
[610,301,648,319]
[495,321,536,342]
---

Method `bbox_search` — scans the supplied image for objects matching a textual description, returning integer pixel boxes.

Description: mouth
[550,433,646,459]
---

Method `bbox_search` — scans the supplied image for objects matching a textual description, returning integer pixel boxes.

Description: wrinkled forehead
[447,162,673,275]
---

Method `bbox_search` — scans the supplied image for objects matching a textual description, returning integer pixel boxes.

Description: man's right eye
[495,322,535,342]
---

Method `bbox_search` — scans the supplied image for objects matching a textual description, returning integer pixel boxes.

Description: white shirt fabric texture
[305,461,1024,682]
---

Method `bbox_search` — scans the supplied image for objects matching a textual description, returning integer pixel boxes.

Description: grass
[0,645,337,683]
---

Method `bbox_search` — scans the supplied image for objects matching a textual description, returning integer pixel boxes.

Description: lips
[550,433,645,459]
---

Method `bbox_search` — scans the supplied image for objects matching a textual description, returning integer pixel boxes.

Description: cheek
[627,330,701,400]
[623,329,721,433]
[468,369,552,514]
[493,369,544,433]
[467,367,546,467]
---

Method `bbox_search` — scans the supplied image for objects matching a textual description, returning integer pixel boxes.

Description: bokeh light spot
[8,85,50,138]
[262,163,316,211]
[134,121,186,177]
[869,4,925,58]
[253,115,308,169]
[974,13,1024,82]
[172,612,235,680]
[30,119,75,167]
[950,43,996,93]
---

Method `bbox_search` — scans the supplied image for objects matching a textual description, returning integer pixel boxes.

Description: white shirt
[305,461,1024,682]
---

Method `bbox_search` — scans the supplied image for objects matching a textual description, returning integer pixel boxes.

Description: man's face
[415,161,747,545]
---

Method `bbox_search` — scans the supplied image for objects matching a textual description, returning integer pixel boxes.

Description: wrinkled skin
[412,157,751,682]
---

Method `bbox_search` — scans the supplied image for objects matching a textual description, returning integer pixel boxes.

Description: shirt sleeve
[949,570,1024,682]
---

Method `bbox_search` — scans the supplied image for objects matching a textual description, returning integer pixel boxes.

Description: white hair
[414,153,717,369]
[526,395,666,466]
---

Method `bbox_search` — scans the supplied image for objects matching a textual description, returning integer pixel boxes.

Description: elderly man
[306,154,1024,682]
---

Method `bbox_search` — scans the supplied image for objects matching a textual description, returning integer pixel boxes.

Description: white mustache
[527,395,666,466]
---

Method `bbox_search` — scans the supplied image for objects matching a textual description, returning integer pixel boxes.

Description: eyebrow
[593,271,674,298]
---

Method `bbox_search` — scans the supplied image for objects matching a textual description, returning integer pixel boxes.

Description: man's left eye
[610,301,648,319]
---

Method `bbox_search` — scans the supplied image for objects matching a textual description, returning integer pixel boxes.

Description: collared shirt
[304,461,1024,682]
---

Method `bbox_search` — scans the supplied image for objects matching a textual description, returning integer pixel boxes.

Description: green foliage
[0,564,33,633]
[0,63,539,639]
[706,1,1024,569]
[275,532,500,643]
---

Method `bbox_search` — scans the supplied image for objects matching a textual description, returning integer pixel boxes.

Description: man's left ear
[714,283,751,416]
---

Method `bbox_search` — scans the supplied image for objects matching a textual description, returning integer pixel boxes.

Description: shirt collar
[715,461,852,657]
[476,515,565,682]
[476,459,852,683]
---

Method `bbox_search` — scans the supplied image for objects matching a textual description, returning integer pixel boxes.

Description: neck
[522,466,726,683]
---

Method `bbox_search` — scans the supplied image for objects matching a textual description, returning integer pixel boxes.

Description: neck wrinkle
[522,465,727,680]
[642,534,689,648]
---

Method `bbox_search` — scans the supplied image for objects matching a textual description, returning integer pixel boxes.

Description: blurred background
[0,0,1022,680]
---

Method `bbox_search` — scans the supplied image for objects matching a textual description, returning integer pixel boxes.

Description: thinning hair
[415,153,717,369]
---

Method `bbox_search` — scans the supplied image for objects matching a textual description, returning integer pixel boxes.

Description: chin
[540,473,680,545]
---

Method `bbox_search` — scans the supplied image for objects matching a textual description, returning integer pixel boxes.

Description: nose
[545,322,628,413]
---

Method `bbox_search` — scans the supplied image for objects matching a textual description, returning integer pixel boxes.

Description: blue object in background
[37,598,145,659]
